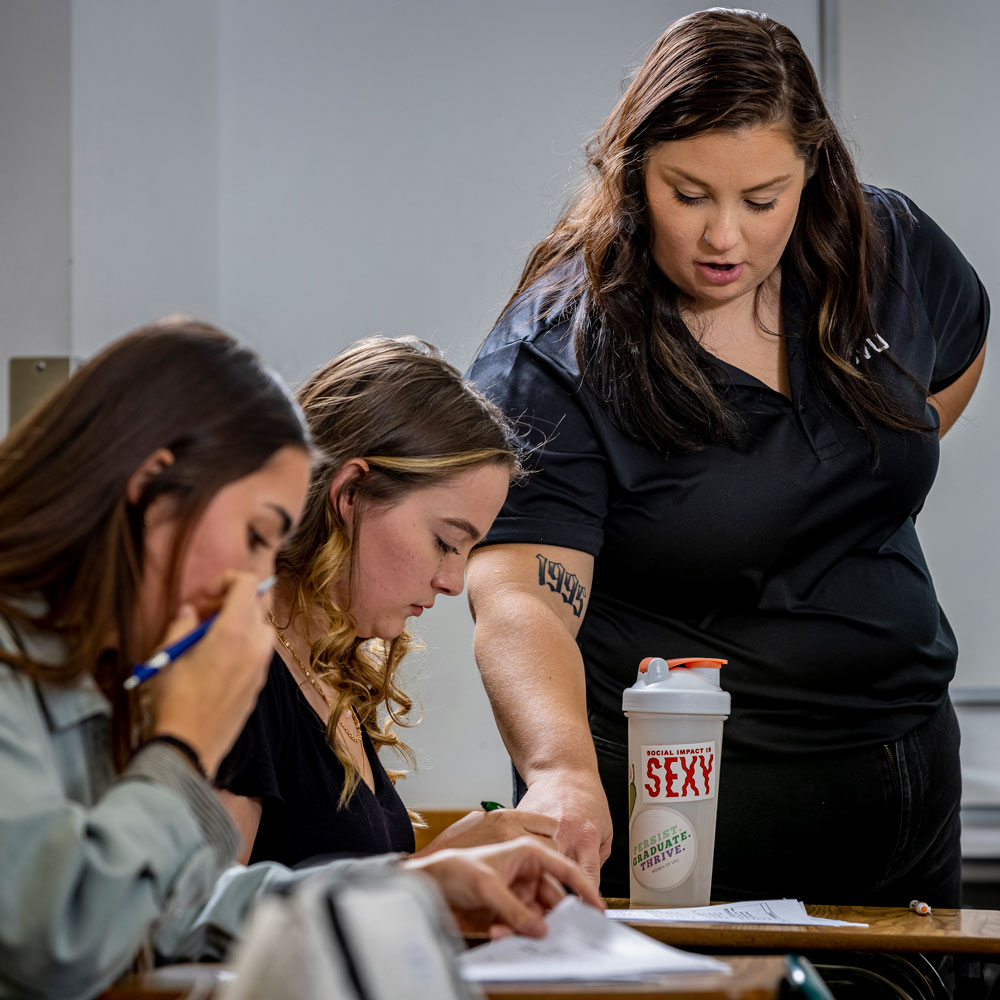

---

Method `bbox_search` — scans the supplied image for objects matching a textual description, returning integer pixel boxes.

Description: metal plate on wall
[8,357,78,429]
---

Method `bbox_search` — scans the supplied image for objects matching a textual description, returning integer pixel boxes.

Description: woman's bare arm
[929,341,987,437]
[467,543,611,886]
[215,790,262,865]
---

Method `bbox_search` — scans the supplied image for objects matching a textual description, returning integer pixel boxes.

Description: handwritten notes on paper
[606,899,869,927]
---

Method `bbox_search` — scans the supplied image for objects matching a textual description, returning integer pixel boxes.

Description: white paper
[459,897,729,984]
[607,898,868,927]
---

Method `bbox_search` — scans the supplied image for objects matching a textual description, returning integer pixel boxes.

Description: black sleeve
[467,336,609,556]
[883,189,990,392]
[214,656,285,801]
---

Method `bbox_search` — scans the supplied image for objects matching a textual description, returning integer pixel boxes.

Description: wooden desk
[101,956,789,1000]
[607,900,1000,955]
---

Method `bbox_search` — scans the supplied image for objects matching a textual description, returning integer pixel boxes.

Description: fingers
[536,872,567,911]
[565,822,603,889]
[421,809,559,855]
[208,573,274,663]
[476,874,548,938]
[213,571,270,624]
[158,603,199,648]
[525,839,605,912]
[510,808,559,839]
[570,844,602,890]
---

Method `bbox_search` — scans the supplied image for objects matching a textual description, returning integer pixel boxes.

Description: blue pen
[123,575,276,690]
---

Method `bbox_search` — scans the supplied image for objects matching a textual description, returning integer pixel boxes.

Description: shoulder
[0,650,41,728]
[865,184,986,313]
[864,185,978,281]
[470,261,586,388]
[217,654,291,764]
[864,186,988,388]
[248,653,296,726]
[0,614,98,734]
[213,655,293,796]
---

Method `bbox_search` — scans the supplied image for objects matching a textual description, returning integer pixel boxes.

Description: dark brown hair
[276,336,519,803]
[504,7,926,452]
[0,318,310,764]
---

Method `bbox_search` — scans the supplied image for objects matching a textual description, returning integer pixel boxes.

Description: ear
[805,142,822,180]
[328,458,371,522]
[126,448,176,505]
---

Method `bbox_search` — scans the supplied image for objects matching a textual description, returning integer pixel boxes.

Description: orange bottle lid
[639,656,727,673]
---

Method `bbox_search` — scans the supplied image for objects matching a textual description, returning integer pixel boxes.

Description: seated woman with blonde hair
[216,336,557,865]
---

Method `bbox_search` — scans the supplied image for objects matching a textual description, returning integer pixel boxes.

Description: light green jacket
[0,615,394,999]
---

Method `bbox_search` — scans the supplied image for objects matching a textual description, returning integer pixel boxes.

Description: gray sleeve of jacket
[0,661,242,1000]
[152,854,405,962]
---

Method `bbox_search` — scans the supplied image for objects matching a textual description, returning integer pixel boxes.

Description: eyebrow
[443,517,483,541]
[667,167,792,194]
[266,504,293,536]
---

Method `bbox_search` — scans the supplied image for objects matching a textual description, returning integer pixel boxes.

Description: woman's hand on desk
[411,808,558,856]
[402,837,605,939]
[517,768,613,889]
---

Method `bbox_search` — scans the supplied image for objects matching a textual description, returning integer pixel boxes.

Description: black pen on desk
[481,800,506,811]
[123,575,276,691]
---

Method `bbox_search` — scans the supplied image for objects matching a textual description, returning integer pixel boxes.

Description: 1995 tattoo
[536,553,587,617]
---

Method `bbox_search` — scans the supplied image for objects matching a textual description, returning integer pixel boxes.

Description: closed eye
[672,190,704,206]
[671,190,778,213]
[436,536,460,556]
[248,527,270,551]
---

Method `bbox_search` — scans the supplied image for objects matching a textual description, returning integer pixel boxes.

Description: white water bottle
[623,656,730,907]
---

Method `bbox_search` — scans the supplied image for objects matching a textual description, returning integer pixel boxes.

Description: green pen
[480,800,506,811]
[784,955,835,999]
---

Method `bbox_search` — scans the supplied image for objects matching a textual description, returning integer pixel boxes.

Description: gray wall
[838,0,999,691]
[71,0,219,356]
[0,0,72,419]
[0,2,993,809]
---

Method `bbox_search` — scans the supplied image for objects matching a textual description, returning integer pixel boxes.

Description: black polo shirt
[468,188,989,757]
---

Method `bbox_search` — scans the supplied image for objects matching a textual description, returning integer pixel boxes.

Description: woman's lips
[696,261,744,284]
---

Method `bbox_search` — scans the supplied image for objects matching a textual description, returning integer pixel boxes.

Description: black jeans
[522,699,963,904]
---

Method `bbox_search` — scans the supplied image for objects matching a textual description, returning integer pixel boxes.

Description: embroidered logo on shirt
[853,333,889,365]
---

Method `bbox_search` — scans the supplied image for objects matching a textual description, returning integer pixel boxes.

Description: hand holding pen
[136,571,279,779]
[125,575,276,690]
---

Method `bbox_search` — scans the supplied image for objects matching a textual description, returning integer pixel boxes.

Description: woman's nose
[702,212,741,253]
[433,562,464,597]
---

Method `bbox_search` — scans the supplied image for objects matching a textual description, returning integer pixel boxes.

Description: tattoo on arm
[535,554,587,617]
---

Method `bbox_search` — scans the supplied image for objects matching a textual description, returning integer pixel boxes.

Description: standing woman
[216,336,558,866]
[465,9,988,902]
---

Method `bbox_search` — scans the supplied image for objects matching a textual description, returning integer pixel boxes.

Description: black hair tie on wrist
[142,734,208,780]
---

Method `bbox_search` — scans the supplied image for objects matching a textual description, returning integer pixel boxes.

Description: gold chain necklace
[267,613,362,743]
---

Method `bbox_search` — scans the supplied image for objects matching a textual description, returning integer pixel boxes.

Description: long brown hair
[276,336,519,804]
[504,8,926,452]
[0,318,310,765]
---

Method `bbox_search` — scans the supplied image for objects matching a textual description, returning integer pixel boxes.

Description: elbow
[0,939,135,1000]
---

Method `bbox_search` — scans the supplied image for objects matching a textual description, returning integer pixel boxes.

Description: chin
[358,621,406,641]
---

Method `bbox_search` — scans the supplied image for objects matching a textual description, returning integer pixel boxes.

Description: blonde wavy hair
[274,337,520,806]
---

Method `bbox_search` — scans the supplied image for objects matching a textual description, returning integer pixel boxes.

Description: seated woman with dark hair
[216,336,557,866]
